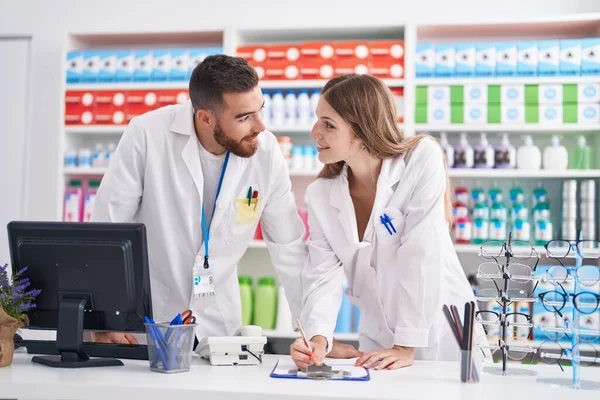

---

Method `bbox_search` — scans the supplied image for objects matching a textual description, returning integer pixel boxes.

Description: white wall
[0,0,600,220]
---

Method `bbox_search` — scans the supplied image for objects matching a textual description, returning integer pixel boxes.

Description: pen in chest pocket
[253,190,259,211]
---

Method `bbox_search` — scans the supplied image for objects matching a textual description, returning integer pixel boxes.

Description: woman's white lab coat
[300,138,484,361]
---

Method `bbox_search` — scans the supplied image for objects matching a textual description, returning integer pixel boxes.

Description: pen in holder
[144,319,196,374]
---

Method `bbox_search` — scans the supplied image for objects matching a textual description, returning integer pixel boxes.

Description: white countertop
[1,352,600,400]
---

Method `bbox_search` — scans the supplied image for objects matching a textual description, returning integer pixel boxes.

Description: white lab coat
[300,138,485,361]
[92,101,307,340]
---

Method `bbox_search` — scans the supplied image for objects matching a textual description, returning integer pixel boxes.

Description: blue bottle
[335,286,353,333]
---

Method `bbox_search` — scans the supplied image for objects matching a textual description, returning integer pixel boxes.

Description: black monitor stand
[31,297,123,368]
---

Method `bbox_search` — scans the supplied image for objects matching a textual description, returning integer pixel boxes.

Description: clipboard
[270,356,370,381]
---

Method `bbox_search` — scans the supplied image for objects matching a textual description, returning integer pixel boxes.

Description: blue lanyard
[201,151,230,269]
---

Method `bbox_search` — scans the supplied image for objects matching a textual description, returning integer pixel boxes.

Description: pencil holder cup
[145,322,196,373]
[460,349,484,383]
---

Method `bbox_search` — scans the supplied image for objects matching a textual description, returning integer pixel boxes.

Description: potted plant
[0,264,41,367]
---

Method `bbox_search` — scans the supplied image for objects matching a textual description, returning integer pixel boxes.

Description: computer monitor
[7,221,153,368]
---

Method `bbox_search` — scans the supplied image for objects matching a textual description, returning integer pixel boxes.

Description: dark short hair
[189,54,259,114]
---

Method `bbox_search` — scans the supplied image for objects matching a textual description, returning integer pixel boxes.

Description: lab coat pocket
[374,207,405,245]
[234,198,261,224]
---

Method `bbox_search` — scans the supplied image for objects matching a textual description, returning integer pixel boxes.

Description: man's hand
[355,346,415,370]
[328,339,362,359]
[290,335,328,369]
[91,332,139,344]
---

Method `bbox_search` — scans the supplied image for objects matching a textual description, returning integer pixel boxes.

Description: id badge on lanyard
[193,151,230,298]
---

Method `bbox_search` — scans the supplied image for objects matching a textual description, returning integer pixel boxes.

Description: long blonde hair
[316,74,452,224]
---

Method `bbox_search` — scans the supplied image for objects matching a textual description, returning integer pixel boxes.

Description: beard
[214,122,259,158]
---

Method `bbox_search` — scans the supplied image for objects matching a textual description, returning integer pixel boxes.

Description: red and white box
[334,59,370,77]
[252,63,266,80]
[299,41,335,61]
[65,90,95,125]
[369,40,405,61]
[369,59,404,79]
[236,45,268,63]
[299,60,335,80]
[334,41,370,61]
[391,88,405,123]
[264,62,300,80]
[94,91,126,125]
[157,90,189,108]
[266,44,301,63]
[125,90,158,122]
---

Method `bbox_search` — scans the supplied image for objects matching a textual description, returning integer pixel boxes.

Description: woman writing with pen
[292,74,485,370]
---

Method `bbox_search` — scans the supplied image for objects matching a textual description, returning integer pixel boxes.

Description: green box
[450,85,464,104]
[488,85,501,105]
[487,104,501,123]
[451,104,464,124]
[416,86,428,105]
[415,105,428,124]
[563,84,578,104]
[525,85,539,105]
[525,104,539,124]
[563,104,578,123]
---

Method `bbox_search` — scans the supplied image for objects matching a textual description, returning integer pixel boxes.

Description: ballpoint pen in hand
[296,318,313,353]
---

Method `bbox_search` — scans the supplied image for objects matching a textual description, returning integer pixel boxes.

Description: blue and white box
[501,84,525,104]
[435,44,455,77]
[539,84,562,104]
[115,50,134,82]
[66,51,83,83]
[428,105,451,124]
[540,105,562,124]
[578,83,600,103]
[517,41,538,76]
[455,43,476,77]
[415,43,435,78]
[559,39,581,76]
[496,42,517,76]
[464,84,487,104]
[428,85,451,105]
[476,43,496,76]
[152,49,171,82]
[97,51,117,82]
[187,47,222,80]
[81,51,100,83]
[134,50,153,82]
[465,104,487,124]
[170,49,189,81]
[579,104,600,124]
[581,38,600,75]
[538,40,559,76]
[501,104,525,123]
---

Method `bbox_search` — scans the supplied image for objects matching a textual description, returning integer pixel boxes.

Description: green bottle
[569,136,592,170]
[238,276,253,326]
[254,277,277,330]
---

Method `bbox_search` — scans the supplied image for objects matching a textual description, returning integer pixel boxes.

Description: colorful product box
[97,51,117,83]
[236,45,268,63]
[475,43,496,77]
[152,49,171,82]
[65,91,95,125]
[464,84,487,104]
[455,43,476,77]
[538,40,560,76]
[578,83,600,103]
[299,59,334,80]
[539,104,562,124]
[94,91,126,125]
[334,59,369,77]
[299,41,335,61]
[369,59,404,79]
[496,42,517,76]
[369,41,404,61]
[517,41,538,76]
[125,90,158,122]
[81,51,100,83]
[264,61,300,80]
[169,49,188,81]
[559,39,581,76]
[334,41,370,61]
[581,38,600,75]
[66,51,83,83]
[415,43,435,77]
[538,84,562,104]
[501,84,525,104]
[115,50,134,82]
[267,44,301,62]
[435,44,455,77]
[464,104,487,124]
[133,50,153,82]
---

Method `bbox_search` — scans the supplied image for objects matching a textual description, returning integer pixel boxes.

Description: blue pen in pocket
[380,215,393,236]
[384,214,397,234]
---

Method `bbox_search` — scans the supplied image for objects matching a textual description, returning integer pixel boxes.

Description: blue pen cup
[145,322,196,373]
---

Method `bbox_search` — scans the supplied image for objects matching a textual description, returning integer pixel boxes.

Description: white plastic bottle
[517,135,541,170]
[310,89,320,124]
[261,90,271,128]
[104,143,117,167]
[439,132,454,168]
[271,90,285,128]
[474,132,495,169]
[78,148,92,169]
[284,90,297,127]
[454,133,474,168]
[92,143,105,168]
[64,149,77,167]
[543,135,569,171]
[297,89,310,127]
[494,133,516,169]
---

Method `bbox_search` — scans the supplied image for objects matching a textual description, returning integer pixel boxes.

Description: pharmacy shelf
[259,79,404,90]
[448,169,600,179]
[416,124,600,133]
[263,330,358,341]
[65,125,125,134]
[269,126,314,134]
[415,76,600,86]
[65,82,189,91]
[63,167,107,175]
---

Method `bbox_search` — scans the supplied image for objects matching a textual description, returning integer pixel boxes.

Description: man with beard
[91,55,308,347]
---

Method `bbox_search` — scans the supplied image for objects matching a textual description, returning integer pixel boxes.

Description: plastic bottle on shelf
[239,276,253,326]
[261,90,272,128]
[532,201,551,222]
[254,277,277,330]
[471,183,486,206]
[335,283,353,334]
[439,132,454,168]
[82,179,100,222]
[513,218,532,241]
[297,89,311,127]
[509,183,525,205]
[78,147,92,169]
[516,135,541,170]
[277,136,293,168]
[271,90,285,127]
[453,133,474,168]
[570,135,593,170]
[291,146,304,172]
[510,202,529,225]
[92,143,105,168]
[490,200,507,222]
[472,218,489,245]
[472,202,490,220]
[473,133,494,168]
[543,135,568,171]
[455,216,473,244]
[455,185,470,206]
[310,89,320,124]
[64,149,77,167]
[532,183,548,206]
[105,143,117,167]
[63,179,84,222]
[488,184,503,203]
[303,145,315,171]
[494,133,516,169]
[284,90,297,127]
[489,218,507,240]
[534,219,553,246]
[275,285,294,332]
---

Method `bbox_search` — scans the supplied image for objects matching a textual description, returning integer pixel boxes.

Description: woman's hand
[355,346,415,370]
[328,339,362,359]
[290,335,328,369]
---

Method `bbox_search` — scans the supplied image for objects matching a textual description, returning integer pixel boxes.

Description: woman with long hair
[292,74,483,370]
